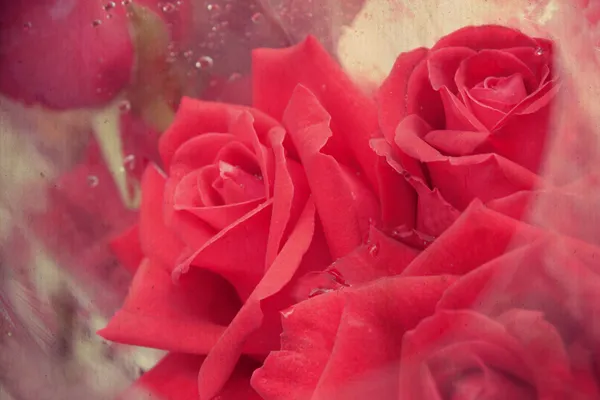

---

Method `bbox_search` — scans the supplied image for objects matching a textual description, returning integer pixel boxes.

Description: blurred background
[0,0,597,398]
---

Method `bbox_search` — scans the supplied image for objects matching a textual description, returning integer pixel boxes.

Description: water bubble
[368,243,380,257]
[118,100,131,113]
[251,12,264,23]
[103,1,116,11]
[87,175,99,187]
[161,2,176,13]
[195,56,214,69]
[534,47,544,56]
[92,19,102,27]
[23,22,32,31]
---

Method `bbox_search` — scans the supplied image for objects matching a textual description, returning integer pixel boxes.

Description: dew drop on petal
[535,47,544,56]
[121,0,131,5]
[368,242,380,257]
[103,1,116,11]
[195,56,214,69]
[87,175,99,187]
[183,50,193,59]
[92,19,102,27]
[161,2,176,13]
[123,154,136,171]
[23,22,32,31]
[251,12,264,23]
[308,288,332,298]
[118,100,131,113]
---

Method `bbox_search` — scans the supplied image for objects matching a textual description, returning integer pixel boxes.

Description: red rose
[101,35,410,399]
[253,201,600,399]
[374,25,558,237]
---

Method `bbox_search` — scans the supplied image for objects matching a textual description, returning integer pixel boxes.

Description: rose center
[469,73,528,109]
[212,161,265,204]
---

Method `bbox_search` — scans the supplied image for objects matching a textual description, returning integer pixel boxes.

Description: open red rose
[253,201,600,399]
[374,25,559,237]
[100,35,413,399]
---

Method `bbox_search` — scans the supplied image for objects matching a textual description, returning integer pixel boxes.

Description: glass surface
[1,0,599,399]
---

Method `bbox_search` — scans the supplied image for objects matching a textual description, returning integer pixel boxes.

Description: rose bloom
[254,201,600,399]
[101,35,411,399]
[373,25,558,237]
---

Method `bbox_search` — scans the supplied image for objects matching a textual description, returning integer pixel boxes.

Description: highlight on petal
[98,258,240,355]
[283,85,379,259]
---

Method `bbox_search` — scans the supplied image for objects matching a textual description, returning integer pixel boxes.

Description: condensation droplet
[251,12,264,23]
[103,1,116,11]
[161,2,176,13]
[87,175,99,187]
[228,72,242,81]
[123,154,136,171]
[183,50,193,59]
[118,100,131,113]
[195,55,214,69]
[92,19,102,27]
[368,243,380,257]
[23,22,32,31]
[121,0,131,5]
[534,47,544,56]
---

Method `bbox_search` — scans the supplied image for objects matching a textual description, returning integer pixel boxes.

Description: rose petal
[253,35,381,189]
[426,153,541,210]
[428,47,477,93]
[170,133,238,179]
[406,56,445,129]
[175,199,273,301]
[198,198,318,399]
[431,25,539,51]
[439,86,488,131]
[122,353,262,400]
[423,130,490,156]
[324,225,419,285]
[159,98,280,170]
[265,127,311,268]
[109,224,144,274]
[284,85,379,258]
[98,258,239,354]
[139,164,186,270]
[377,47,429,141]
[252,275,456,400]
[402,201,542,277]
[455,50,537,93]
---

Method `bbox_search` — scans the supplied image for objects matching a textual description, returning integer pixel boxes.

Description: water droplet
[368,243,380,257]
[308,288,332,298]
[207,3,220,11]
[195,55,214,69]
[534,47,544,56]
[103,1,116,11]
[92,19,102,27]
[121,0,131,5]
[161,2,176,13]
[87,175,99,187]
[106,13,113,19]
[228,72,242,81]
[123,154,136,171]
[183,50,193,59]
[118,100,131,113]
[23,22,32,31]
[281,308,294,318]
[7,332,12,337]
[251,12,264,23]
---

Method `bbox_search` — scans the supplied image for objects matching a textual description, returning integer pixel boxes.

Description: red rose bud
[0,0,135,109]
